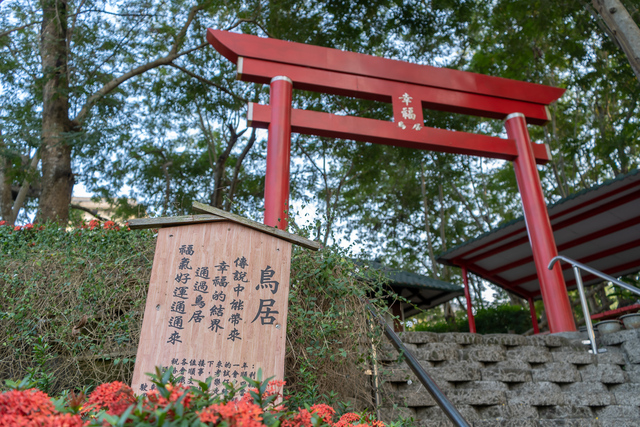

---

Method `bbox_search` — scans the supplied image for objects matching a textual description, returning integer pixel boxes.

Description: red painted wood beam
[463,186,640,265]
[462,266,477,333]
[550,187,640,230]
[454,261,534,299]
[528,297,540,334]
[464,233,530,265]
[547,180,640,222]
[207,29,565,106]
[510,236,640,289]
[248,103,551,163]
[239,58,551,125]
[507,113,574,333]
[440,179,640,263]
[591,304,640,321]
[489,216,640,275]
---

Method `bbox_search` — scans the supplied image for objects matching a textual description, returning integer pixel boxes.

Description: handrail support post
[572,266,598,354]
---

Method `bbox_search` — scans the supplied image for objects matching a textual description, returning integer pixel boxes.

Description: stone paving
[379,330,640,426]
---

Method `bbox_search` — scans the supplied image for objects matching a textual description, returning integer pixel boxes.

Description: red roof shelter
[437,169,640,332]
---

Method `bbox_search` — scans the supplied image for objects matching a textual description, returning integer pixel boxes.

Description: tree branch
[420,162,441,278]
[161,161,173,213]
[169,62,248,103]
[226,127,257,210]
[450,180,488,231]
[0,20,41,39]
[170,1,212,56]
[69,9,157,18]
[590,0,640,83]
[73,1,211,125]
[69,203,109,221]
[223,17,274,38]
[11,151,40,225]
[73,41,207,124]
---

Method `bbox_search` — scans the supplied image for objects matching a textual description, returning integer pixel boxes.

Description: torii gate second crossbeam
[206,29,576,334]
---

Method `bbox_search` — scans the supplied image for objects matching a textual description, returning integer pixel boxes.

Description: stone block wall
[379,330,640,426]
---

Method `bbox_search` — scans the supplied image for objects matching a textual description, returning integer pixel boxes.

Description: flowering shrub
[0,368,387,427]
[0,220,390,407]
[0,388,83,427]
[0,220,151,394]
[82,382,136,416]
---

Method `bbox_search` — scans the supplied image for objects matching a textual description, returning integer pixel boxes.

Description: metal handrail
[548,255,640,354]
[364,301,471,427]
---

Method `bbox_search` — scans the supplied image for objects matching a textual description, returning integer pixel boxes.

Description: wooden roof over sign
[128,202,322,251]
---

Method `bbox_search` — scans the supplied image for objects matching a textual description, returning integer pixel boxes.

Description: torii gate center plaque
[131,221,292,395]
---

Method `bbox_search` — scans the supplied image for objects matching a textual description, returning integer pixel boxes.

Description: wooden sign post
[129,203,320,394]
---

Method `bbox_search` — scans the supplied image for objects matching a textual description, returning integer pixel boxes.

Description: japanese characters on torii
[395,92,423,131]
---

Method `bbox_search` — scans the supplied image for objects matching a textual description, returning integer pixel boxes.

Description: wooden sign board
[131,220,292,394]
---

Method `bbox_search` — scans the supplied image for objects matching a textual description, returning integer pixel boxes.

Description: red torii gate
[206,29,576,333]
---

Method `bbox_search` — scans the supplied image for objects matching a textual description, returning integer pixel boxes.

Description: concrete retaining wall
[379,330,640,426]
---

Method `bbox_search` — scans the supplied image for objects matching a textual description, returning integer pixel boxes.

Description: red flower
[334,413,385,427]
[24,223,33,230]
[282,409,313,427]
[13,225,21,231]
[265,379,285,399]
[144,383,191,419]
[310,404,335,424]
[0,413,85,427]
[103,221,116,230]
[333,413,362,427]
[88,220,100,230]
[242,379,287,407]
[83,381,136,416]
[0,389,82,427]
[198,399,263,427]
[0,221,5,226]
[0,389,55,418]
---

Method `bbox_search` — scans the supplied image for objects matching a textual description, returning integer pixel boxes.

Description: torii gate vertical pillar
[506,113,576,333]
[264,76,293,230]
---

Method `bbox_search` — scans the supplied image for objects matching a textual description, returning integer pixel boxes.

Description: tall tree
[590,0,640,82]
[2,0,402,223]
[2,0,259,223]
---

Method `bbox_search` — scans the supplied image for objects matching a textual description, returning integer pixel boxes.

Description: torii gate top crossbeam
[207,30,565,164]
[207,29,564,125]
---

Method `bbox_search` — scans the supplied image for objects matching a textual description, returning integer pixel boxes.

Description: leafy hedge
[0,221,389,411]
[412,304,532,334]
[0,222,153,393]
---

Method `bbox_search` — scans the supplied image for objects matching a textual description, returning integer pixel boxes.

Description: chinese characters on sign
[136,359,258,395]
[394,91,423,132]
[131,222,293,395]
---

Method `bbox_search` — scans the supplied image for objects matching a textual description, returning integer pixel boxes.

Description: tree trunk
[38,0,74,224]
[592,0,640,83]
[0,131,13,222]
[437,182,449,281]
[420,163,441,278]
[225,128,257,210]
[507,292,525,307]
[12,153,40,224]
[211,125,245,209]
